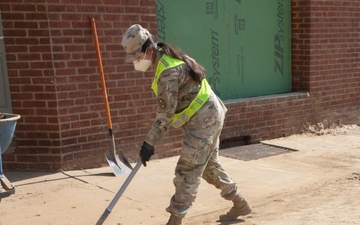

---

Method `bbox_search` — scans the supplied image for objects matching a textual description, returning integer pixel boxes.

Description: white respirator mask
[133,49,152,72]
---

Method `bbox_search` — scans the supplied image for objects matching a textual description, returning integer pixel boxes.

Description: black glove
[140,141,154,167]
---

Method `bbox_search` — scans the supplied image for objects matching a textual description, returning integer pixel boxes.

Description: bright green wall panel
[156,0,291,100]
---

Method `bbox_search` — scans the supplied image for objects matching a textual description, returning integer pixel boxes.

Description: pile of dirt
[348,173,360,181]
[302,120,359,136]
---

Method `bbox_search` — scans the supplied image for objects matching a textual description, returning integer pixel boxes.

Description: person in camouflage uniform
[121,24,251,225]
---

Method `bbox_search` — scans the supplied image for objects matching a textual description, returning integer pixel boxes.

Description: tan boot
[166,214,182,225]
[219,195,252,221]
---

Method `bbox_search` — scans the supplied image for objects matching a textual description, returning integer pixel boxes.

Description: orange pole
[90,18,113,133]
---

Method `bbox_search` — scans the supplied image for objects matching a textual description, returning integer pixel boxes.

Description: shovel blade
[105,153,132,176]
[115,150,134,170]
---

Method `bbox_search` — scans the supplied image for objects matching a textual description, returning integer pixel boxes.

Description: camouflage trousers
[166,92,239,218]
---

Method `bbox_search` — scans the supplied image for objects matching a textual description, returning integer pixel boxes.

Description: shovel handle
[95,160,142,225]
[91,18,113,133]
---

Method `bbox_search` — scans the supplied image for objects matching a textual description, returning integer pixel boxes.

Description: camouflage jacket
[144,55,201,146]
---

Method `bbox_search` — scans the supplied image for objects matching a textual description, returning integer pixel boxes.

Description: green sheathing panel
[157,0,291,100]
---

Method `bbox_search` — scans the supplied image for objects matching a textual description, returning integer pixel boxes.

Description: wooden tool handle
[91,18,113,132]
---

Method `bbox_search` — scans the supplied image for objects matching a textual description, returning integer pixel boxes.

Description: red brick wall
[292,0,311,92]
[1,0,359,171]
[292,0,360,124]
[1,0,162,170]
[1,1,61,170]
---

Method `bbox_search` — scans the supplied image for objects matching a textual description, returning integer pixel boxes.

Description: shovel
[91,18,133,176]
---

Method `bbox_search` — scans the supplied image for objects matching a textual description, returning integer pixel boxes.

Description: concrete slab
[0,125,360,225]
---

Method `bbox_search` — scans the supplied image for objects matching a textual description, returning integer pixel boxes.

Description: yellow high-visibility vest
[152,54,211,128]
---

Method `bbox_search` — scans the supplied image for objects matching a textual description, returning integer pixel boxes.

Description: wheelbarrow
[0,113,21,200]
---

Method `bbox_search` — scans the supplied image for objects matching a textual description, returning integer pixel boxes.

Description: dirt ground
[188,125,360,225]
[1,124,360,225]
